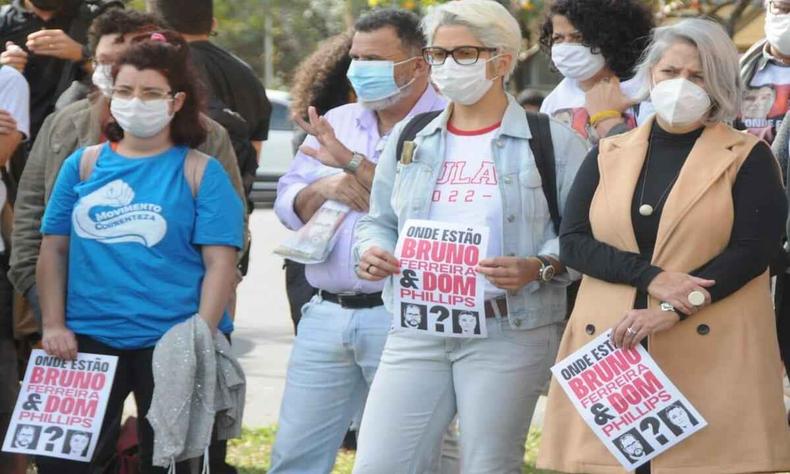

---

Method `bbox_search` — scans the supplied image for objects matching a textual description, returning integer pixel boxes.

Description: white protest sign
[394,219,489,338]
[551,330,706,470]
[3,350,118,462]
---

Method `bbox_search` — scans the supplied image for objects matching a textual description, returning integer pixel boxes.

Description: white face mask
[431,57,498,106]
[110,97,174,138]
[766,11,790,56]
[551,43,606,81]
[91,64,113,97]
[650,78,711,127]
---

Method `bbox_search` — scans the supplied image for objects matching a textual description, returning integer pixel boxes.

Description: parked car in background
[251,89,294,206]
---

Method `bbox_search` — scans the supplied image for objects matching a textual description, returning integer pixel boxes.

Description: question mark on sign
[639,416,668,445]
[43,426,64,452]
[431,306,450,332]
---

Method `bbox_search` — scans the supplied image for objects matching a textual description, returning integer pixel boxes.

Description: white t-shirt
[0,66,30,139]
[427,123,505,299]
[540,76,645,143]
[0,66,30,254]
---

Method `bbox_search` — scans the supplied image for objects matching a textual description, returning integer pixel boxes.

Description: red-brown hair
[106,30,207,148]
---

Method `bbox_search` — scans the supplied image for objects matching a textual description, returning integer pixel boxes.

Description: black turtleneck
[560,122,787,310]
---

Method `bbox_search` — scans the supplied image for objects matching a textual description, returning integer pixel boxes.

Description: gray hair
[635,18,741,123]
[422,0,522,76]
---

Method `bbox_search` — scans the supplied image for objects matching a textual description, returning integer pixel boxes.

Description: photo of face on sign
[62,430,92,457]
[614,428,654,464]
[401,303,427,330]
[452,310,481,336]
[657,401,699,436]
[11,424,41,450]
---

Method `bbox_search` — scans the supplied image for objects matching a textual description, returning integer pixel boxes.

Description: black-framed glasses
[769,0,790,15]
[422,46,498,66]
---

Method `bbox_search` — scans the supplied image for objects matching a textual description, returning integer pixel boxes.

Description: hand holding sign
[611,307,680,350]
[477,256,541,290]
[42,325,78,361]
[358,246,401,281]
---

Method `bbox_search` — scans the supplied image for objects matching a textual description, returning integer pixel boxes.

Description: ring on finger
[366,263,375,274]
[626,327,638,337]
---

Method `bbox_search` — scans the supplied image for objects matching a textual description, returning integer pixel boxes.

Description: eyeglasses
[769,0,790,15]
[111,86,174,102]
[422,46,498,66]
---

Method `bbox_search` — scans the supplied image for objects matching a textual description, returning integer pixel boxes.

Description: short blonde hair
[635,18,741,123]
[422,0,522,76]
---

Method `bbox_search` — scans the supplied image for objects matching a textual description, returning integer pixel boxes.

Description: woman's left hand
[611,307,680,350]
[477,257,540,290]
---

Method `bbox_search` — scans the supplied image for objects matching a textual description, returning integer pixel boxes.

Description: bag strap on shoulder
[80,145,208,199]
[525,111,560,235]
[79,144,103,182]
[184,149,209,198]
[395,110,443,162]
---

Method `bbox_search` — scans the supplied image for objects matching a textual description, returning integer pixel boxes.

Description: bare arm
[0,130,21,166]
[252,140,262,163]
[198,245,238,331]
[37,235,77,360]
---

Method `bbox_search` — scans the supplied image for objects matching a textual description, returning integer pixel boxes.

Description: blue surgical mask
[346,58,415,103]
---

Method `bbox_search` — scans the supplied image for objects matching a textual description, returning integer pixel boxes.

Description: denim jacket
[354,95,589,330]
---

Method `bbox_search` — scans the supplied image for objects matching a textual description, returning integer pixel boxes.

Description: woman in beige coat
[538,19,790,474]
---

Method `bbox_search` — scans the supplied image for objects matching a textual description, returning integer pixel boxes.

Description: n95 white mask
[650,78,711,127]
[110,97,174,138]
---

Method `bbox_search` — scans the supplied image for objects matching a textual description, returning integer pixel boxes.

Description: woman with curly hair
[284,32,356,334]
[539,0,654,142]
[290,32,356,141]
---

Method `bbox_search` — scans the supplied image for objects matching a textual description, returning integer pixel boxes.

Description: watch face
[541,266,556,282]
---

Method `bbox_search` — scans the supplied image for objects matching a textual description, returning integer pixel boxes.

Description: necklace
[637,129,682,217]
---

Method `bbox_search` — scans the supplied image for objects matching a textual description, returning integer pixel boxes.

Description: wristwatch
[535,256,556,283]
[659,301,686,321]
[344,152,365,174]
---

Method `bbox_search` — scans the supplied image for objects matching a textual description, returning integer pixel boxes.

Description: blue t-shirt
[41,144,244,349]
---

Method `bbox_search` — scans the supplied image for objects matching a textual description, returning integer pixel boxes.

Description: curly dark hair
[290,31,355,119]
[106,30,207,148]
[539,0,654,80]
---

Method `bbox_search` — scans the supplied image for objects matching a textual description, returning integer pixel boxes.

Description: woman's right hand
[42,325,78,361]
[647,271,715,315]
[358,246,400,281]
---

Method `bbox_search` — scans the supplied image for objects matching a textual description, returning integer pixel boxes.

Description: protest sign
[394,219,489,338]
[3,350,117,462]
[551,330,706,470]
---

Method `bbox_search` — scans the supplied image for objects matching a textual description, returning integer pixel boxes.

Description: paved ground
[232,208,295,427]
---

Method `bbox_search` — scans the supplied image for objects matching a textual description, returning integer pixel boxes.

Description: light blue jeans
[269,295,392,474]
[352,318,563,474]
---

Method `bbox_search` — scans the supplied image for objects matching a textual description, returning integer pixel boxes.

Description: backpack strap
[395,110,443,162]
[79,144,104,182]
[525,112,560,235]
[183,149,209,198]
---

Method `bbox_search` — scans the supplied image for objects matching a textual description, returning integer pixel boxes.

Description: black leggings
[35,335,192,474]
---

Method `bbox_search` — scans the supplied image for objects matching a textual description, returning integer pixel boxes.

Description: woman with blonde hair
[538,18,790,473]
[352,1,588,472]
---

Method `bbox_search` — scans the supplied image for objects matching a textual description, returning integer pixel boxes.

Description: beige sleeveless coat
[538,118,790,474]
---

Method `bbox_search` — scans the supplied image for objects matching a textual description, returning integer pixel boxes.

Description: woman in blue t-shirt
[36,31,243,473]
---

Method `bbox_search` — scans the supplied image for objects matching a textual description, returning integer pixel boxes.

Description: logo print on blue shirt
[72,180,167,247]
